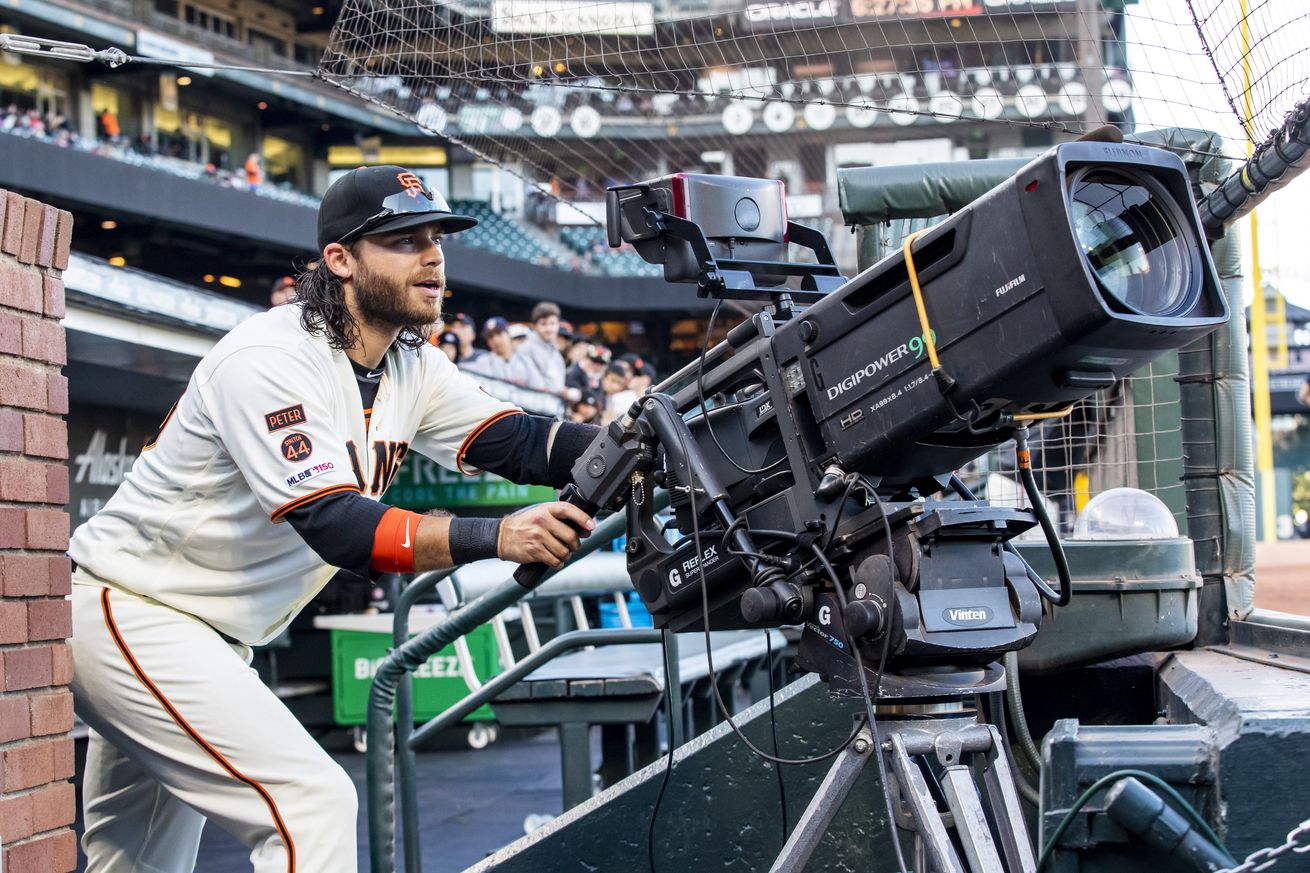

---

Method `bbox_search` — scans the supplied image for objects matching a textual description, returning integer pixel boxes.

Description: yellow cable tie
[901,229,940,371]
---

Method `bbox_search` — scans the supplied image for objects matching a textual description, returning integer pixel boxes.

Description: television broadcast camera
[517,141,1229,700]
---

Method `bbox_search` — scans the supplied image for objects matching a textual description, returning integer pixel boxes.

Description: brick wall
[0,189,77,873]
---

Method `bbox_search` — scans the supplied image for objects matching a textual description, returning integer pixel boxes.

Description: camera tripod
[771,664,1036,873]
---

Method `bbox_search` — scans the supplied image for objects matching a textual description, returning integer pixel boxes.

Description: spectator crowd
[269,280,655,425]
[434,301,656,424]
[0,103,318,207]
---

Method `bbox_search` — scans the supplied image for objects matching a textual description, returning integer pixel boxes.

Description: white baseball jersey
[69,304,516,645]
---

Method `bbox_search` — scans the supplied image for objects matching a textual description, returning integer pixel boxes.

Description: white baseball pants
[72,578,360,872]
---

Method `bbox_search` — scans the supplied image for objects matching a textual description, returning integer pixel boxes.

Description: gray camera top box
[609,172,790,283]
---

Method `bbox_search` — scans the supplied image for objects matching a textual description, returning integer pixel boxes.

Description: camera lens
[1068,168,1199,317]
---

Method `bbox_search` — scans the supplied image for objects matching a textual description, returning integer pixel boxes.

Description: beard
[352,257,442,334]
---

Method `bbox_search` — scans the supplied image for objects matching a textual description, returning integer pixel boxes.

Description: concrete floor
[74,727,568,872]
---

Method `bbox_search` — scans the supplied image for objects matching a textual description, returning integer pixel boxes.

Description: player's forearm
[412,515,502,572]
[289,491,507,576]
[413,514,455,571]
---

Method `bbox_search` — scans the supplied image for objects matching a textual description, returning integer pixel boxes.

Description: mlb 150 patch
[286,460,336,488]
[265,403,307,433]
[280,432,313,462]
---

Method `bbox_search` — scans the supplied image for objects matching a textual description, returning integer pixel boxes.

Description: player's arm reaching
[198,345,599,580]
[383,351,603,573]
[281,419,598,576]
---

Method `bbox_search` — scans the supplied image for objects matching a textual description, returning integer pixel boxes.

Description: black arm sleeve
[284,490,389,578]
[288,492,504,573]
[462,416,600,488]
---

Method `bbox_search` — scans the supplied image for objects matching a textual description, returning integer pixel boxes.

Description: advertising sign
[850,0,981,19]
[65,253,259,336]
[383,454,556,510]
[68,405,156,529]
[330,625,499,725]
[490,0,655,35]
[136,30,216,76]
[743,0,841,29]
[982,0,1077,9]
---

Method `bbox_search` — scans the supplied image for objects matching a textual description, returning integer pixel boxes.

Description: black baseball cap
[317,165,477,251]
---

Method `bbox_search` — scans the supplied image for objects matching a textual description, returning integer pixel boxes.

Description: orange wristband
[371,507,424,574]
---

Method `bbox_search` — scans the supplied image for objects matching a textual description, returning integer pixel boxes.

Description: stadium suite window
[184,5,237,40]
[91,83,138,139]
[248,29,287,57]
[0,62,41,103]
[0,61,69,119]
[204,116,233,169]
[262,135,306,188]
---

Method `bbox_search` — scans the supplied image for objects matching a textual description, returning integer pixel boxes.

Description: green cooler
[321,615,501,729]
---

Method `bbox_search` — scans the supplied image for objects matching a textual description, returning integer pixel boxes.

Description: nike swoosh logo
[366,370,384,379]
[401,519,412,550]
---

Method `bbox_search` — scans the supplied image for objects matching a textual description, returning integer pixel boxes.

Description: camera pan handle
[512,485,600,591]
[605,188,624,248]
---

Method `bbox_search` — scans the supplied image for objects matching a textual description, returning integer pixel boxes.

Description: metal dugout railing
[366,496,670,873]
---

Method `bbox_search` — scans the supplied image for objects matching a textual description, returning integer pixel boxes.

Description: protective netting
[317,0,1310,207]
[956,363,1186,537]
[1185,0,1310,144]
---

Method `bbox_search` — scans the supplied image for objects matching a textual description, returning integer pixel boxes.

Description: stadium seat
[558,225,661,278]
[449,199,570,268]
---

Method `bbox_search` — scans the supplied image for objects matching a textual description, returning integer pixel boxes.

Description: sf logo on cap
[396,172,429,199]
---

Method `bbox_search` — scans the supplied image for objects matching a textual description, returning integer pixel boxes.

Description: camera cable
[764,631,789,841]
[813,546,911,873]
[947,471,1070,607]
[665,415,865,765]
[647,627,681,873]
[901,230,975,426]
[694,299,788,477]
[644,420,865,872]
[1011,426,1073,606]
[686,504,864,766]
[653,396,916,870]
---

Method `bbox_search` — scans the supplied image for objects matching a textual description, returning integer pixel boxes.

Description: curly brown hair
[294,245,429,352]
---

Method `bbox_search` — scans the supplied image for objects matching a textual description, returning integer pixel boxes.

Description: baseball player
[69,166,599,872]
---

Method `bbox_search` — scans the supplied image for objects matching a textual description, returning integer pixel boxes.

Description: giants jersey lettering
[69,305,516,645]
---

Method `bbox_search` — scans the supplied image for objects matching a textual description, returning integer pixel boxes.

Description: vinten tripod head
[523,141,1229,698]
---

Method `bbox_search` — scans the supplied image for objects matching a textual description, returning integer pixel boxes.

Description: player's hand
[497,502,596,568]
